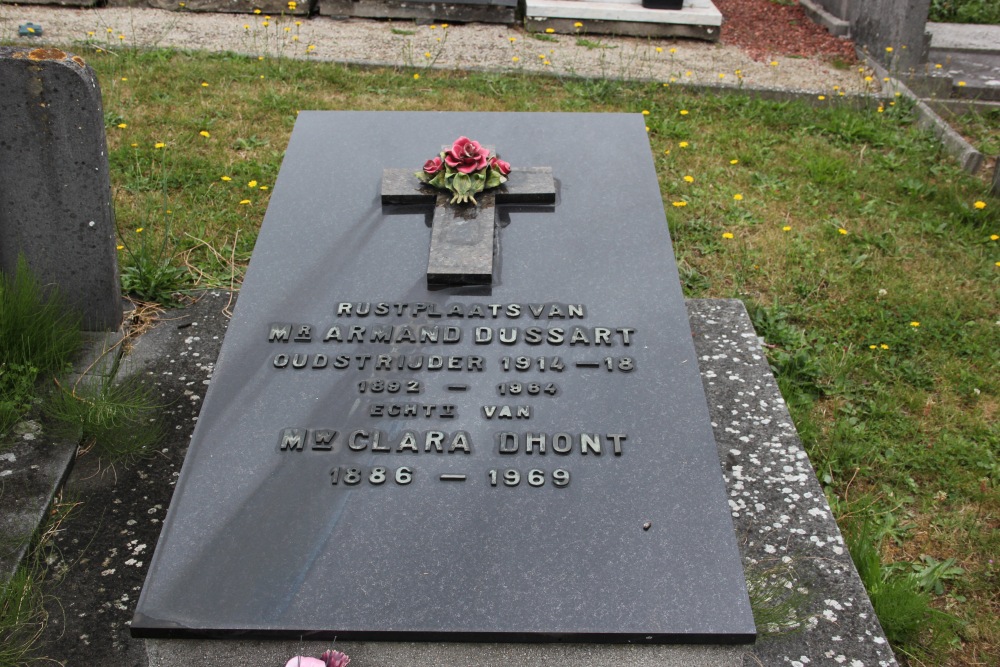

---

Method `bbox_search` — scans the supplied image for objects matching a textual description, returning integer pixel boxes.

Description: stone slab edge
[797,0,851,38]
[862,49,984,174]
[0,328,126,586]
[145,298,896,667]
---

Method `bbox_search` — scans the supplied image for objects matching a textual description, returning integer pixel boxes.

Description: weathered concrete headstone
[0,47,121,331]
[804,0,931,70]
[132,112,756,642]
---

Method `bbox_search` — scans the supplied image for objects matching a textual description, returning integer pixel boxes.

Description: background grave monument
[0,47,121,331]
[132,111,755,642]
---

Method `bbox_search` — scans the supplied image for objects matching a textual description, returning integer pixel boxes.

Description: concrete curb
[863,50,985,174]
[799,0,851,38]
[0,329,125,587]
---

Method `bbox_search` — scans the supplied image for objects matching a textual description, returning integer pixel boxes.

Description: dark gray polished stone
[132,112,755,643]
[382,167,556,285]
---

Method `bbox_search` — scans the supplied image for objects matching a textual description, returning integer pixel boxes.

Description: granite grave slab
[132,112,755,642]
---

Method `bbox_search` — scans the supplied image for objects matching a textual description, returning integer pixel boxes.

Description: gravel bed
[1,4,877,94]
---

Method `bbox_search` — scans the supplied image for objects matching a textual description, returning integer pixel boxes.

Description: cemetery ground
[0,25,998,667]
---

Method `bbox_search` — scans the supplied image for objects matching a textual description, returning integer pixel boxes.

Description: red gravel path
[715,0,859,62]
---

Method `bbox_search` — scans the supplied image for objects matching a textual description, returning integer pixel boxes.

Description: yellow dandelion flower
[885,46,893,53]
[107,27,113,33]
[973,201,986,209]
[672,201,687,207]
[642,110,650,115]
[683,175,694,183]
[199,130,210,138]
[990,234,998,241]
[869,344,877,349]
[645,126,649,132]
[730,159,738,165]
[782,226,791,232]
[818,95,826,100]
[293,35,299,41]
[244,24,250,29]
[545,28,555,34]
[154,142,165,149]
[262,20,269,27]
[679,141,689,148]
[430,24,437,29]
[718,73,725,79]
[221,176,232,181]
[253,7,261,13]
[544,60,551,66]
[995,261,1000,267]
[880,344,889,350]
[201,81,209,87]
[130,143,138,148]
[413,73,420,80]
[512,56,520,63]
[770,60,778,66]
[685,70,692,76]
[877,106,884,113]
[679,109,689,116]
[864,76,873,82]
[87,31,95,36]
[509,37,516,42]
[239,199,251,205]
[284,26,291,32]
[669,48,676,54]
[656,47,662,53]
[574,22,583,28]
[935,63,942,69]
[958,81,966,86]
[248,180,258,188]
[117,123,127,129]
[722,232,734,239]
[733,193,743,201]
[259,55,265,60]
[118,34,125,41]
[425,51,431,58]
[288,0,297,8]
[136,227,144,233]
[910,321,920,327]
[295,20,302,25]
[441,23,449,28]
[116,244,124,250]
[838,228,848,234]
[260,185,269,190]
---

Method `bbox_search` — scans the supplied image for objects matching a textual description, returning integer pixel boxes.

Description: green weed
[45,369,162,464]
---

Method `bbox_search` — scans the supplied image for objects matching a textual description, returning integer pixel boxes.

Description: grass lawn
[37,46,1000,665]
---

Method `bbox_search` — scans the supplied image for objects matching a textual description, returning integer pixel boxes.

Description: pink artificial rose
[320,649,351,667]
[444,136,490,174]
[284,658,327,667]
[490,156,511,176]
[423,156,443,175]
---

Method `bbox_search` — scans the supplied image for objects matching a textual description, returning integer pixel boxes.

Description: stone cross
[381,163,555,286]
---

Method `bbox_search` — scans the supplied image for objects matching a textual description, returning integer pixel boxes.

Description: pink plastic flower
[489,156,511,176]
[423,156,443,175]
[321,649,351,667]
[444,136,490,174]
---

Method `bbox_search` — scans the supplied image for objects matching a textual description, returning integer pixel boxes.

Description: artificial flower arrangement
[415,136,511,205]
